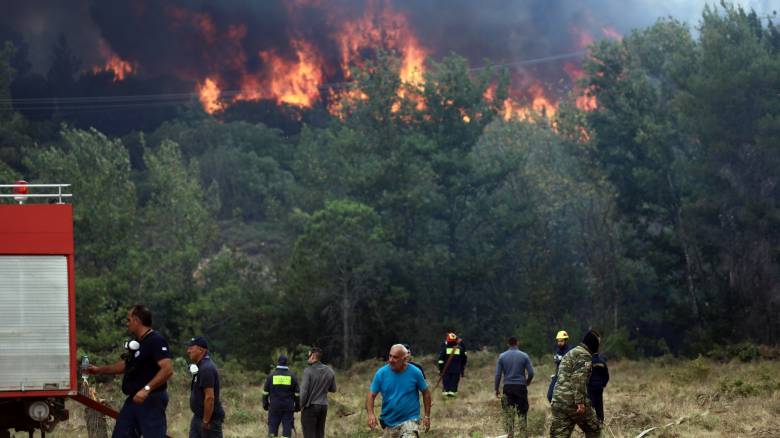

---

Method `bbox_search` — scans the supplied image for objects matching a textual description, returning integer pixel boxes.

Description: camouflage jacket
[551,344,592,407]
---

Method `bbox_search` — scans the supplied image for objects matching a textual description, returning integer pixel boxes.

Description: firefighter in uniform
[549,329,602,438]
[263,355,300,438]
[437,332,467,397]
[547,330,573,403]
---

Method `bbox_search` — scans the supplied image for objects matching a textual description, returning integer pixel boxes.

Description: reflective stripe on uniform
[273,375,292,385]
[446,348,460,355]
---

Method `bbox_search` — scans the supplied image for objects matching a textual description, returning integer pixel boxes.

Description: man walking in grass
[495,336,535,438]
[186,336,224,438]
[549,329,602,438]
[366,344,432,437]
[300,347,337,438]
[263,355,300,438]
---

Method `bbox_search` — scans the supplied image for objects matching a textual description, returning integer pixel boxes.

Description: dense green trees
[582,4,780,349]
[1,3,778,366]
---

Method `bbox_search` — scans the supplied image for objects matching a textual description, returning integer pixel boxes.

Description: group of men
[493,329,610,438]
[261,348,337,438]
[86,304,337,438]
[86,304,607,438]
[366,330,609,438]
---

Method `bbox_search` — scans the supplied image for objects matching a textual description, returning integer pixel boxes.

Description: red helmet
[446,332,458,342]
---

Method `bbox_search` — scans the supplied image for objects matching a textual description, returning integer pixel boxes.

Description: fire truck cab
[0,182,76,436]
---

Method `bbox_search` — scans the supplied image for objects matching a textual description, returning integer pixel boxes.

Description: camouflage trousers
[383,419,419,438]
[549,403,601,438]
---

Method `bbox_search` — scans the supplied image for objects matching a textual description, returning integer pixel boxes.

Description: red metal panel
[0,204,74,254]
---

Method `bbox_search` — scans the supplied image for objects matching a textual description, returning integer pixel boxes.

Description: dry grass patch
[30,351,780,437]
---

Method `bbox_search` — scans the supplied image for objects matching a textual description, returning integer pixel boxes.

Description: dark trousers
[301,404,328,438]
[547,375,557,402]
[113,391,169,438]
[189,415,223,438]
[268,409,294,437]
[442,372,461,393]
[588,387,604,422]
[502,384,529,438]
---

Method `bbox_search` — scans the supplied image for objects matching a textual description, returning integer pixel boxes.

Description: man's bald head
[388,344,409,372]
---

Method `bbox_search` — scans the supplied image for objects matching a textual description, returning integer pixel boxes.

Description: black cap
[187,336,208,349]
[277,355,289,365]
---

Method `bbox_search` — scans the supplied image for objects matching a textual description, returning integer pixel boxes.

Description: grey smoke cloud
[0,0,773,86]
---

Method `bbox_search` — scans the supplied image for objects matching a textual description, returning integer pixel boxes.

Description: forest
[1,3,778,369]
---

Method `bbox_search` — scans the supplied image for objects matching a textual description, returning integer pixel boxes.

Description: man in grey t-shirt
[300,347,337,438]
[495,337,534,438]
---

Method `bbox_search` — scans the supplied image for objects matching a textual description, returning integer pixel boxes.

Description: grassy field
[46,350,780,437]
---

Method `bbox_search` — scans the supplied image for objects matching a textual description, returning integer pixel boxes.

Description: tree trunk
[613,288,619,331]
[667,173,701,323]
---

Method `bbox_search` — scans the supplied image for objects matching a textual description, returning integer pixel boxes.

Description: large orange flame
[237,39,324,107]
[328,0,428,115]
[335,0,427,79]
[498,83,557,121]
[563,62,598,111]
[198,77,225,114]
[186,2,611,119]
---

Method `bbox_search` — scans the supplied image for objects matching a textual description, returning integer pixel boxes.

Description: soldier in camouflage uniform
[549,329,602,438]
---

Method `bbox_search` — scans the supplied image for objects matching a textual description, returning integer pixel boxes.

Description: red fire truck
[0,182,116,436]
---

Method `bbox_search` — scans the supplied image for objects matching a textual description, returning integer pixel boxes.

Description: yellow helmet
[555,330,569,340]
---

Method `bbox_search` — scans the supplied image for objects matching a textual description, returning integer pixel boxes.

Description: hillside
[45,350,780,437]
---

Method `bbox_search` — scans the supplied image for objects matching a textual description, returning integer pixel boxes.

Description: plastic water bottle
[81,355,89,381]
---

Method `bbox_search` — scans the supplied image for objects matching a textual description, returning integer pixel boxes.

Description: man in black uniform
[87,304,174,438]
[186,336,225,438]
[587,353,610,422]
[263,355,300,438]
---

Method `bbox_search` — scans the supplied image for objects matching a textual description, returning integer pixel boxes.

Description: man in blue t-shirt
[86,304,174,438]
[366,344,431,437]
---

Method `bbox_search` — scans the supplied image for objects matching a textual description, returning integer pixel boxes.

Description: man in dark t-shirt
[187,336,225,438]
[87,304,174,438]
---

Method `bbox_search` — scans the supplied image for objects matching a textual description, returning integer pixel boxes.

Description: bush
[706,342,767,362]
[672,355,711,382]
[719,378,759,398]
